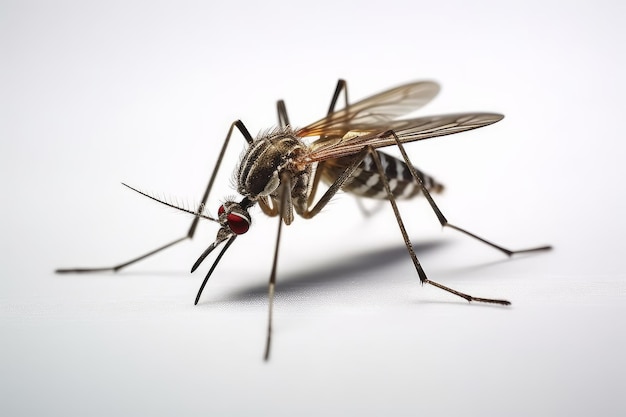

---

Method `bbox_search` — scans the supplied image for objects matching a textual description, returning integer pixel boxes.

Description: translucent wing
[297,81,440,138]
[304,113,504,163]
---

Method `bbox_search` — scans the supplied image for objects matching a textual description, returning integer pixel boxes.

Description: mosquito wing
[296,81,440,139]
[304,112,504,163]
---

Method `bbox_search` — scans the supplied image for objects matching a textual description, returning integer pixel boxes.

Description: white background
[2,1,625,416]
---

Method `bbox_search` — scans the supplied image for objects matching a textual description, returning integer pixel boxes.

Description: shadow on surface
[224,240,447,302]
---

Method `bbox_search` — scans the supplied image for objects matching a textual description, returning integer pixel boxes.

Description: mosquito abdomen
[323,150,443,200]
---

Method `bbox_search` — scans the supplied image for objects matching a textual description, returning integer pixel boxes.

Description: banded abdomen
[321,150,444,200]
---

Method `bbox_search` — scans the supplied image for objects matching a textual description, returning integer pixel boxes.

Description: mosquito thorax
[237,128,310,199]
[218,202,251,235]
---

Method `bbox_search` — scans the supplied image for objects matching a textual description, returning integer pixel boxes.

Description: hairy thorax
[237,128,312,212]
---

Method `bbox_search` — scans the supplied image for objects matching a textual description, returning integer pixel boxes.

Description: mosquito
[57,79,551,360]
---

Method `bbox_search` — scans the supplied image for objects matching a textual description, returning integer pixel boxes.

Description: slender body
[57,80,551,360]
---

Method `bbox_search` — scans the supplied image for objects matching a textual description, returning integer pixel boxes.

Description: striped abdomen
[322,150,444,200]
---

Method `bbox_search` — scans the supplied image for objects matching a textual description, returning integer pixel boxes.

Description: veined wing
[304,113,504,163]
[297,81,440,138]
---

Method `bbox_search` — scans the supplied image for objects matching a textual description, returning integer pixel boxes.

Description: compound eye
[218,205,225,215]
[226,212,250,235]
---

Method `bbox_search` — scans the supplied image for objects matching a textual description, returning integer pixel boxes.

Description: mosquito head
[191,196,255,275]
[216,197,254,236]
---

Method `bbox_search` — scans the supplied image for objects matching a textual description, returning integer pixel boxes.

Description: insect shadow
[223,240,448,302]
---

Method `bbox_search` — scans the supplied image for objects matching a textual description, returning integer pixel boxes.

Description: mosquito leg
[276,100,290,128]
[277,78,348,127]
[275,81,341,210]
[327,79,349,114]
[277,79,351,213]
[56,120,254,274]
[188,120,253,238]
[385,130,551,256]
[258,196,279,217]
[55,236,189,273]
[264,172,292,361]
[306,162,327,208]
[301,147,372,219]
[303,145,510,304]
[293,79,352,211]
[367,147,510,305]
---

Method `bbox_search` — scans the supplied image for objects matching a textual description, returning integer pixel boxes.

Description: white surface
[1,1,625,416]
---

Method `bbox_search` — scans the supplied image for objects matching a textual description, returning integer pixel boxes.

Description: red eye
[227,213,250,235]
[218,205,225,215]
